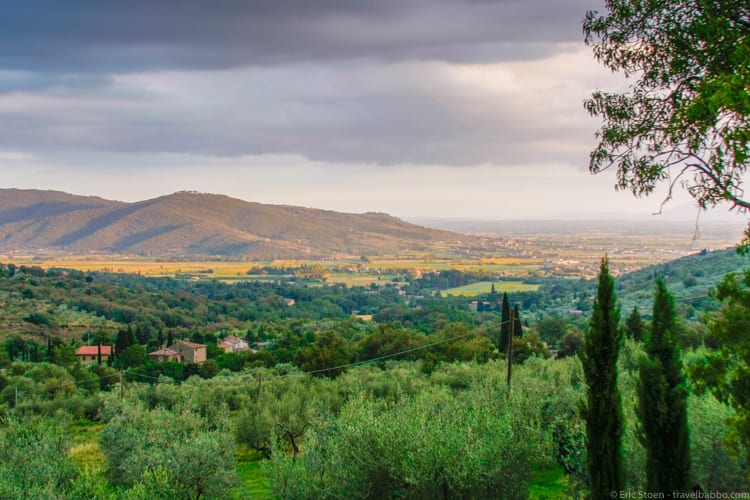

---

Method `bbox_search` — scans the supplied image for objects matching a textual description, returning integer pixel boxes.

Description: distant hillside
[0,189,486,258]
[530,248,749,321]
[614,247,748,316]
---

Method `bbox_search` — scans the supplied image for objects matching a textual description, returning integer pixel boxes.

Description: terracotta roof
[76,345,112,356]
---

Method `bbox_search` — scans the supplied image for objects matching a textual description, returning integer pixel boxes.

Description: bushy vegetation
[1,250,749,498]
[0,352,746,498]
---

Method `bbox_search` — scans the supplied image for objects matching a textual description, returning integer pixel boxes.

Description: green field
[441,280,540,297]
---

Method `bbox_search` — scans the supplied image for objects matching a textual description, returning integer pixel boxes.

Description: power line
[304,330,477,376]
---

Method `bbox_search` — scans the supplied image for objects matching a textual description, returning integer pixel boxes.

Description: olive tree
[100,402,238,498]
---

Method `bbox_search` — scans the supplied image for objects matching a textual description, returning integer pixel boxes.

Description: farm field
[2,220,741,283]
[441,280,540,296]
[0,249,711,285]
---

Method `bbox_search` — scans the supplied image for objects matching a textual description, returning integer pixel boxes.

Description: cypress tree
[625,306,645,341]
[114,328,135,357]
[581,257,624,498]
[499,292,511,353]
[638,279,690,493]
[512,304,522,338]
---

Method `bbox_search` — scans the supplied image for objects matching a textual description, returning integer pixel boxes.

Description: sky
[0,0,736,220]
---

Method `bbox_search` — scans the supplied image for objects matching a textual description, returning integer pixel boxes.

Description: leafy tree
[235,401,274,458]
[238,376,329,456]
[584,0,750,214]
[536,316,568,348]
[100,403,238,497]
[0,418,78,498]
[199,359,219,379]
[694,270,750,453]
[558,329,585,358]
[581,257,624,497]
[638,279,690,493]
[115,326,136,356]
[688,391,750,491]
[51,343,77,367]
[356,324,424,363]
[118,344,147,369]
[626,306,645,341]
[268,384,545,499]
[295,331,352,378]
[513,331,551,363]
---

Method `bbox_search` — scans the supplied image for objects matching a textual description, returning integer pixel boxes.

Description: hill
[0,189,486,259]
[527,247,749,322]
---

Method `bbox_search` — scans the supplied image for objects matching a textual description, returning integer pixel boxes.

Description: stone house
[148,346,182,363]
[75,345,113,363]
[148,340,207,364]
[171,340,207,364]
[218,335,250,353]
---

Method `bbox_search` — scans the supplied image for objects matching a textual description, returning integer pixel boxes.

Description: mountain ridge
[0,189,483,258]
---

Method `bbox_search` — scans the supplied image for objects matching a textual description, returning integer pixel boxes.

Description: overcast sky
[0,0,729,220]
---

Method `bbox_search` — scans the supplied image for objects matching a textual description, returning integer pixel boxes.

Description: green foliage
[513,331,551,364]
[51,343,77,366]
[536,315,568,348]
[295,330,353,378]
[620,362,647,489]
[0,418,78,498]
[638,279,690,493]
[268,379,550,499]
[234,374,342,458]
[581,257,624,497]
[584,0,750,212]
[689,391,750,490]
[625,306,645,341]
[558,329,585,358]
[0,361,105,418]
[114,325,136,356]
[698,270,750,454]
[99,402,239,498]
[513,304,523,337]
[3,258,750,496]
[118,344,146,369]
[356,323,425,363]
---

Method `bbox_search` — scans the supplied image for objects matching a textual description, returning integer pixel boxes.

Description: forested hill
[529,248,749,320]
[0,189,484,258]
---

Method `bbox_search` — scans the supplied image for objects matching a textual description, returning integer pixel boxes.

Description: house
[148,340,207,364]
[218,335,250,353]
[76,345,113,363]
[148,346,182,363]
[171,340,207,364]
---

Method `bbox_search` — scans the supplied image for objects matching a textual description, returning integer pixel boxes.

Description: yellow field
[7,258,253,278]
[6,254,546,281]
[3,231,720,286]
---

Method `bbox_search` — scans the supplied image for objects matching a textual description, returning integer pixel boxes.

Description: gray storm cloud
[0,0,596,70]
[0,0,606,166]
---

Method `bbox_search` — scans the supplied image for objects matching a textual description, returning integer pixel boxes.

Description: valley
[7,217,741,285]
